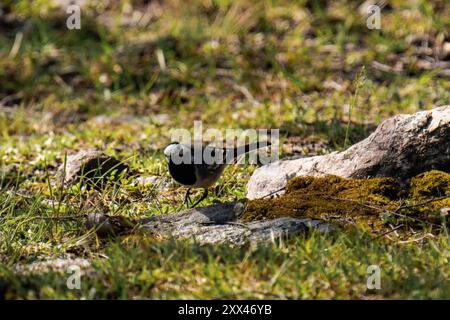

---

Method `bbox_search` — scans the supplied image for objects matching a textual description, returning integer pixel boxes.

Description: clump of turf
[241,171,449,235]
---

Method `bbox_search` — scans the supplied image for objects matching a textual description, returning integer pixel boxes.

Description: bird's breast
[168,161,197,186]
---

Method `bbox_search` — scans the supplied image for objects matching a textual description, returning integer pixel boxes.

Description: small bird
[164,141,271,207]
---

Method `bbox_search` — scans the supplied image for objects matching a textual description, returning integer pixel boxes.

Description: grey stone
[57,149,128,187]
[132,175,172,191]
[139,202,337,246]
[86,213,136,237]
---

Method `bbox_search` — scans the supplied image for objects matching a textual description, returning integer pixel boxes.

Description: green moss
[408,170,450,212]
[410,170,450,197]
[242,171,449,235]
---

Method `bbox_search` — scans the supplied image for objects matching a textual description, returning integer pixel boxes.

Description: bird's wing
[225,141,271,163]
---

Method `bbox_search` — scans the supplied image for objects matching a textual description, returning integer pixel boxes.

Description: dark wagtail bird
[164,141,271,208]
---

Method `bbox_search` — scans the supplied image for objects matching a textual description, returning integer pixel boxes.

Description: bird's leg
[183,188,191,207]
[191,189,209,208]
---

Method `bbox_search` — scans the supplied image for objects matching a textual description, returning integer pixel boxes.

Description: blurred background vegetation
[1,0,449,143]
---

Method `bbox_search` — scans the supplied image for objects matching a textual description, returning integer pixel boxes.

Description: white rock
[247,106,450,199]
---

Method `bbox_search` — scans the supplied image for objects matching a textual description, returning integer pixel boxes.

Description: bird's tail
[225,141,271,163]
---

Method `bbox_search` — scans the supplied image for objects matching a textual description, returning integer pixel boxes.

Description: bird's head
[164,142,181,158]
[164,142,190,160]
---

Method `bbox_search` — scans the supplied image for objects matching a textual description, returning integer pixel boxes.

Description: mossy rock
[409,170,450,210]
[286,175,401,201]
[410,170,450,198]
[241,171,449,236]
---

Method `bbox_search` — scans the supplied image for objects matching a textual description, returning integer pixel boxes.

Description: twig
[371,61,403,74]
[260,187,286,199]
[394,196,449,213]
[367,224,404,242]
[397,233,434,244]
[324,196,442,228]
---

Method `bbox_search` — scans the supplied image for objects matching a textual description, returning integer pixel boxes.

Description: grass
[2,232,449,299]
[0,0,449,299]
